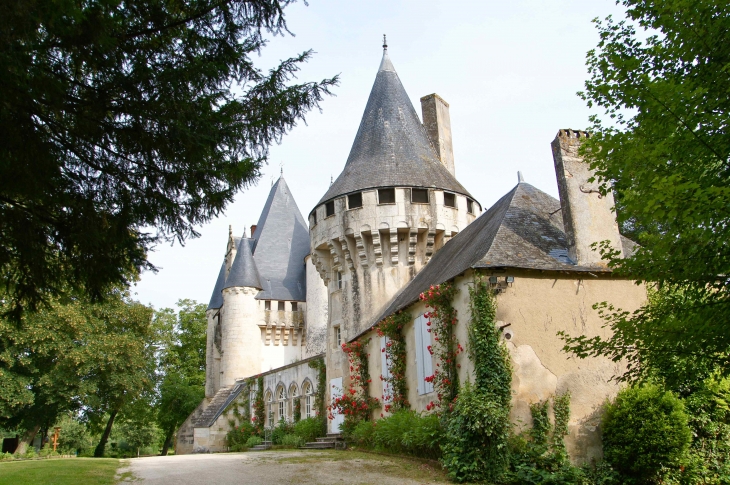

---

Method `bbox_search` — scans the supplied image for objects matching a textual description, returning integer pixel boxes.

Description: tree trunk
[160,424,176,456]
[15,425,40,455]
[94,409,118,457]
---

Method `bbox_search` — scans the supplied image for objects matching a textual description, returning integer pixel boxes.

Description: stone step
[301,441,336,449]
[250,443,272,451]
[315,437,343,443]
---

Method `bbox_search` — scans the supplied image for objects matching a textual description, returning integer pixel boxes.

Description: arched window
[278,386,286,422]
[265,391,273,426]
[302,381,312,419]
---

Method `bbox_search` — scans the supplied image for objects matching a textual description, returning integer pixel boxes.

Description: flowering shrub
[308,357,327,436]
[226,420,255,451]
[329,338,379,434]
[376,311,410,412]
[419,282,462,410]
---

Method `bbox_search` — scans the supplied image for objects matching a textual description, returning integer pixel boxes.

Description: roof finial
[330,175,333,186]
[228,224,232,237]
[517,171,525,183]
[243,226,247,238]
[383,34,387,51]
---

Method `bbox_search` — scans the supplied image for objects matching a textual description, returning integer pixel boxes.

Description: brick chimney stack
[551,129,623,267]
[420,94,455,176]
[250,225,257,238]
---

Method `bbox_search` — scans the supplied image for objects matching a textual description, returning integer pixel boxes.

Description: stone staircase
[192,386,235,429]
[301,433,345,450]
[249,441,272,451]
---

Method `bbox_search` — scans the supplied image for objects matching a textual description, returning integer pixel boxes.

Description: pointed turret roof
[224,238,262,290]
[207,260,227,310]
[317,48,473,206]
[251,176,310,301]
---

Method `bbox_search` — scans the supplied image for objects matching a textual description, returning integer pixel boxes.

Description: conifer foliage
[0,0,338,317]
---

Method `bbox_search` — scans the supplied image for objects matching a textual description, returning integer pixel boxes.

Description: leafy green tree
[564,0,730,377]
[0,0,337,318]
[0,289,155,455]
[154,300,207,455]
[55,414,92,455]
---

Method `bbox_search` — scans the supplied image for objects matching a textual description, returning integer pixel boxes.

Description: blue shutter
[420,314,434,394]
[381,336,391,403]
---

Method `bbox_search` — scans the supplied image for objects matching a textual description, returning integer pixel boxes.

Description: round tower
[219,237,263,387]
[309,46,481,430]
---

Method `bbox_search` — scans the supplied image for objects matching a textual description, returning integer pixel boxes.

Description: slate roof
[251,176,310,301]
[316,49,474,206]
[206,260,227,310]
[224,238,262,290]
[363,182,635,335]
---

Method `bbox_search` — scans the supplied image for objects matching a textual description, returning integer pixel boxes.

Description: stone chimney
[420,94,455,176]
[551,129,623,267]
[250,224,257,238]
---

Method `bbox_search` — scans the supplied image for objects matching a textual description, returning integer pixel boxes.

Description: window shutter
[414,315,425,395]
[420,315,434,394]
[381,336,391,403]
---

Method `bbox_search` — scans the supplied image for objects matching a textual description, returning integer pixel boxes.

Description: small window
[325,201,335,217]
[467,198,475,214]
[378,188,395,204]
[444,192,456,208]
[311,212,317,226]
[348,192,363,209]
[278,301,285,312]
[335,271,342,289]
[265,301,271,311]
[335,326,342,346]
[291,302,298,312]
[411,188,429,203]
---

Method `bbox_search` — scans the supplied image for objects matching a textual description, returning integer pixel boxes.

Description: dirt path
[122,449,448,485]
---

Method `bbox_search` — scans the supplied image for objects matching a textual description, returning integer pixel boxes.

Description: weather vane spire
[383,34,387,51]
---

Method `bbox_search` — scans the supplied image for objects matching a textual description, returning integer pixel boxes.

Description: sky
[132,0,627,311]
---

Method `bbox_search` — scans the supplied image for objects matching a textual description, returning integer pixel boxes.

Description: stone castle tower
[308,46,481,429]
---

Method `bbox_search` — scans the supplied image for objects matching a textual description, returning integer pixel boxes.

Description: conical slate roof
[224,238,262,291]
[317,49,473,206]
[206,260,227,310]
[251,176,310,301]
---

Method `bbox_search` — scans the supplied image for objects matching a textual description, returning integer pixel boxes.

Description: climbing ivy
[419,282,462,410]
[308,357,327,435]
[253,375,265,435]
[441,276,511,483]
[376,311,410,412]
[293,397,301,423]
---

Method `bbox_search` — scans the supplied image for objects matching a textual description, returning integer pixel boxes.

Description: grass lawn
[0,458,125,485]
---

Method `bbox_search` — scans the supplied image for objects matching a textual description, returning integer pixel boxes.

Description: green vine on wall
[308,357,327,435]
[293,396,302,423]
[419,282,462,410]
[253,375,265,435]
[441,276,512,483]
[376,311,410,413]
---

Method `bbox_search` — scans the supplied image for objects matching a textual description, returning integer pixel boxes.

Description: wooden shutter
[381,336,391,403]
[415,314,434,395]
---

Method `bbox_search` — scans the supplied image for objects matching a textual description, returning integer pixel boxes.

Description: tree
[0,289,155,455]
[0,0,337,317]
[564,1,730,376]
[153,300,207,455]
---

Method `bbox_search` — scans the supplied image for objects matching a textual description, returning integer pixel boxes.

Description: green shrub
[280,434,304,448]
[441,382,510,483]
[401,412,442,459]
[22,447,37,459]
[245,436,262,448]
[372,410,417,454]
[271,418,294,445]
[39,443,58,458]
[293,417,323,444]
[227,420,255,451]
[603,384,691,483]
[0,452,14,461]
[350,420,376,448]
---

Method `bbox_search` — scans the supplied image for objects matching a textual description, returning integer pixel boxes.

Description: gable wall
[358,268,645,464]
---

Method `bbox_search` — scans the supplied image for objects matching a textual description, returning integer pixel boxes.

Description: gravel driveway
[121,450,448,485]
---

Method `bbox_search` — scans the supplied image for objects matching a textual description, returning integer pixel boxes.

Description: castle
[176,45,645,463]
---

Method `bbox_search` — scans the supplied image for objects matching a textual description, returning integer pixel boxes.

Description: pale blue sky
[133,0,626,310]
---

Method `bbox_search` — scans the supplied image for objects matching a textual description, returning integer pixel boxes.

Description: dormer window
[348,192,363,209]
[378,188,395,204]
[278,301,285,311]
[411,188,429,203]
[467,198,475,214]
[325,201,335,217]
[444,192,456,208]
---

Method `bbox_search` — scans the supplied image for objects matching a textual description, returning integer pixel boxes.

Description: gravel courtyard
[121,450,448,485]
